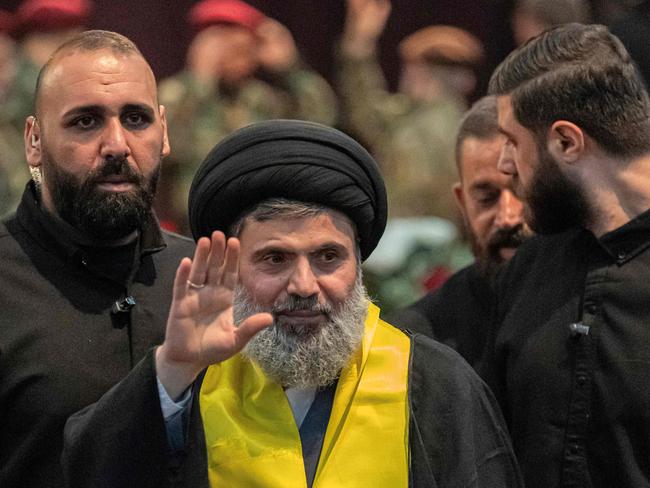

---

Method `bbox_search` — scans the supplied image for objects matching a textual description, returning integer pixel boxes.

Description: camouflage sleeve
[0,120,29,215]
[159,73,231,166]
[379,100,464,219]
[158,73,232,232]
[334,45,410,146]
[273,63,339,126]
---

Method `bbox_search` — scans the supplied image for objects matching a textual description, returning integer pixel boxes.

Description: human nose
[494,189,524,229]
[286,257,319,298]
[498,142,517,176]
[100,118,130,159]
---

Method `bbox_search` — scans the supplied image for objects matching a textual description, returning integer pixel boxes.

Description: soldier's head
[490,23,650,234]
[186,0,265,85]
[511,0,592,46]
[25,30,169,241]
[0,10,16,100]
[15,0,92,68]
[453,96,531,277]
[188,120,387,388]
[398,25,484,102]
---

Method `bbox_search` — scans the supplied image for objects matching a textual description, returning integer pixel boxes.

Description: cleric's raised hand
[156,231,273,399]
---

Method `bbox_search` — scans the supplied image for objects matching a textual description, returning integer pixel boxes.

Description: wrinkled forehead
[37,48,157,115]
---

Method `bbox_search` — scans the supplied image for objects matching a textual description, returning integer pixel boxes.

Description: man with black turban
[62,120,523,488]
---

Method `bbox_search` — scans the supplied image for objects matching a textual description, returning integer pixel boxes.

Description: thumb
[234,313,274,349]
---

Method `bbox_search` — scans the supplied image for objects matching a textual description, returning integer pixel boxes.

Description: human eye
[474,189,499,208]
[71,115,99,130]
[263,252,285,265]
[122,111,151,129]
[315,248,343,265]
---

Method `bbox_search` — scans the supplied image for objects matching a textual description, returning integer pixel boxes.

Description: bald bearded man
[0,31,194,487]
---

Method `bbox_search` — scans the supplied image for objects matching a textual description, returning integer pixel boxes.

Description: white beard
[233,273,368,389]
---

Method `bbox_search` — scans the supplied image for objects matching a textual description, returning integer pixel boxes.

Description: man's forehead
[241,209,357,247]
[460,136,504,177]
[39,48,156,107]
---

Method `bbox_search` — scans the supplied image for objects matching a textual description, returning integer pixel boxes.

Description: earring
[29,166,42,193]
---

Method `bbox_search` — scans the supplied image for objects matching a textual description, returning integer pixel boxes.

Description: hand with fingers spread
[155,231,273,399]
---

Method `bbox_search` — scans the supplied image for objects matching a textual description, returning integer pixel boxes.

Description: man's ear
[547,120,584,164]
[159,105,171,157]
[24,116,41,168]
[453,181,466,214]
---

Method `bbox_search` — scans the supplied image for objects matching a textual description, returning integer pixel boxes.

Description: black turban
[188,120,387,261]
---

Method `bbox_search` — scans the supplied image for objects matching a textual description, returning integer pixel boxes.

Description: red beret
[188,0,266,33]
[0,10,15,35]
[16,0,91,34]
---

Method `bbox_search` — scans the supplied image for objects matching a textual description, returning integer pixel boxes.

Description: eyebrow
[121,103,155,118]
[470,181,498,192]
[62,104,105,119]
[62,103,155,120]
[250,242,349,260]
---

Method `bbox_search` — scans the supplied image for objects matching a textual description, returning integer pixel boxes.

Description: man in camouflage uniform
[0,10,21,215]
[158,0,338,232]
[337,0,483,220]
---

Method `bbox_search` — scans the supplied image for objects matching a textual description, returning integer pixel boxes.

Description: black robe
[388,263,494,368]
[63,330,523,488]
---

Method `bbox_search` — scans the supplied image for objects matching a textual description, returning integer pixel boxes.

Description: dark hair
[35,30,146,115]
[489,23,650,157]
[455,95,499,175]
[229,198,329,237]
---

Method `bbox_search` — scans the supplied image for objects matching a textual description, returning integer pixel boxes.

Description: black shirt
[388,262,494,367]
[484,209,650,488]
[0,184,195,488]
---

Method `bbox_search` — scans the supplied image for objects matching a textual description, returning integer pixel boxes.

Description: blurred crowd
[0,0,647,310]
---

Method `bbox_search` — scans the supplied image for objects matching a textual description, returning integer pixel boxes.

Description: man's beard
[524,145,591,234]
[43,152,160,241]
[471,223,530,281]
[233,273,369,389]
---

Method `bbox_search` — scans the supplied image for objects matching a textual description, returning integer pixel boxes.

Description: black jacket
[389,263,494,368]
[0,184,194,487]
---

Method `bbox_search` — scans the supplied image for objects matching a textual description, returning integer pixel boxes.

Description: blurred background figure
[158,0,338,232]
[337,0,484,312]
[0,9,23,216]
[337,0,483,221]
[511,0,592,46]
[0,0,91,215]
[8,0,91,132]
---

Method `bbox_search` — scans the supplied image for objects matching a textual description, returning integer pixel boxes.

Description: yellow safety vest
[199,302,411,487]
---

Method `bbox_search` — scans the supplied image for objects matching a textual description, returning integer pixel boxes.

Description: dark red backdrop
[0,0,515,97]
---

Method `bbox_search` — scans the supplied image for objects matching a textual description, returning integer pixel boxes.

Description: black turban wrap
[188,120,387,261]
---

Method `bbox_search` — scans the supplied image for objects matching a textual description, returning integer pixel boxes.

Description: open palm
[156,231,272,397]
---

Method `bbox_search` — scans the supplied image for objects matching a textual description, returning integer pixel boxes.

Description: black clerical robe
[63,328,523,488]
